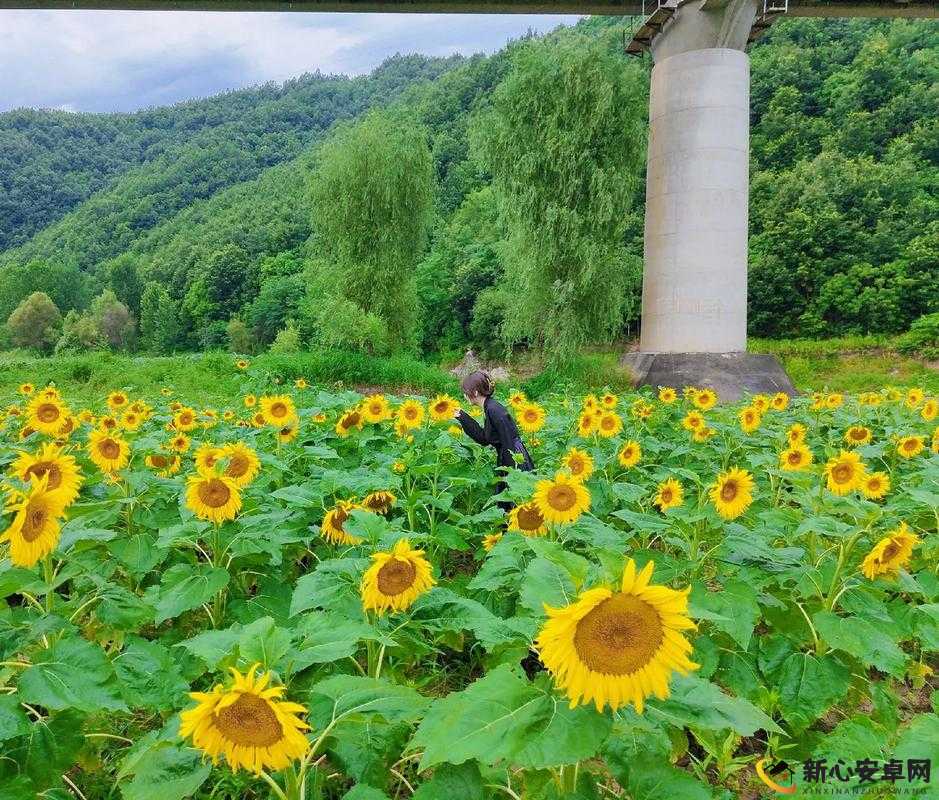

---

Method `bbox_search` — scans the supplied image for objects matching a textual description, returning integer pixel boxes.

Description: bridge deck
[0,0,935,16]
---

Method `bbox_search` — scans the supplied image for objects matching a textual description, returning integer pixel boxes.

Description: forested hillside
[1,16,936,359]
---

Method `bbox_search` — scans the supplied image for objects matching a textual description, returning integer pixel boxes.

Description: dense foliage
[0,18,936,356]
[1,376,938,799]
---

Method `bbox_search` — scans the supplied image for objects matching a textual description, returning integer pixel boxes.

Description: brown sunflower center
[180,413,193,425]
[832,464,852,483]
[270,402,288,418]
[568,457,585,475]
[26,462,62,490]
[22,503,48,543]
[902,439,918,453]
[660,488,673,503]
[788,452,802,465]
[214,692,284,747]
[376,557,417,596]
[516,503,544,531]
[573,592,664,675]
[881,542,900,562]
[226,454,249,478]
[36,403,60,423]
[546,484,577,512]
[720,480,739,502]
[851,429,867,441]
[98,439,121,460]
[149,455,169,468]
[198,478,231,508]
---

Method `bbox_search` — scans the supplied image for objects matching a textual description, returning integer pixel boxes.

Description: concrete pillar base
[621,351,797,403]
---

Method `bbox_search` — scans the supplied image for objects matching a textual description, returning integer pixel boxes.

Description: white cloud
[0,10,581,112]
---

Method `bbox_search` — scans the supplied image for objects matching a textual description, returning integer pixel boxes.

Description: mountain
[0,16,935,350]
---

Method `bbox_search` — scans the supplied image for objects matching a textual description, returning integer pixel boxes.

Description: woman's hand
[452,406,463,420]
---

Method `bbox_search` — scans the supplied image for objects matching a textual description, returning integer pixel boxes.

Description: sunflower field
[1,372,939,800]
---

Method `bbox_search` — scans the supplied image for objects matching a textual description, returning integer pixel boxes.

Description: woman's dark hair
[461,370,494,398]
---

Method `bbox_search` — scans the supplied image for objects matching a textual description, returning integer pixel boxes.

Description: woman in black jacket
[452,371,534,512]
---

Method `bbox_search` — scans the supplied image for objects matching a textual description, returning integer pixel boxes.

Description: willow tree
[471,34,646,359]
[310,111,434,353]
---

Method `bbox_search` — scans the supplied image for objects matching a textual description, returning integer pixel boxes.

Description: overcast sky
[0,10,581,114]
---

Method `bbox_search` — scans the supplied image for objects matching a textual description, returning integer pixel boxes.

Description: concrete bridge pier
[624,0,797,401]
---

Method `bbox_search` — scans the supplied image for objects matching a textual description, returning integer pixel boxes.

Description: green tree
[310,110,434,352]
[105,255,144,318]
[470,33,646,359]
[55,310,105,354]
[90,290,135,350]
[139,282,179,354]
[226,316,255,354]
[6,291,61,353]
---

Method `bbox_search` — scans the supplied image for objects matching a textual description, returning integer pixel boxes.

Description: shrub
[897,313,939,358]
[7,291,61,353]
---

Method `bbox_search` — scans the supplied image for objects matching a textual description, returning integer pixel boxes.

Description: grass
[749,336,939,394]
[1,338,936,405]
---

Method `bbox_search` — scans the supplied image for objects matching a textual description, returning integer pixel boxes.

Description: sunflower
[429,394,460,423]
[860,470,891,501]
[106,391,128,411]
[561,448,594,482]
[905,388,925,410]
[885,387,903,403]
[739,406,761,434]
[18,383,34,396]
[251,411,267,428]
[220,443,260,488]
[824,450,864,495]
[0,476,68,568]
[771,392,789,411]
[260,395,296,427]
[243,394,257,409]
[362,394,392,424]
[576,411,597,438]
[536,558,697,713]
[396,399,425,430]
[39,386,60,400]
[26,395,69,436]
[179,663,309,775]
[897,436,924,459]
[78,409,95,425]
[118,410,142,433]
[235,358,250,370]
[657,387,677,404]
[222,410,235,421]
[360,538,435,615]
[751,395,770,414]
[174,407,199,432]
[709,468,754,520]
[57,415,77,439]
[922,399,938,422]
[618,440,642,468]
[779,444,813,472]
[534,471,591,526]
[186,472,241,524]
[362,490,396,515]
[692,426,715,443]
[508,391,527,409]
[167,433,191,453]
[861,522,918,580]
[321,500,362,545]
[312,412,327,424]
[693,388,717,411]
[787,423,807,445]
[295,378,308,390]
[825,393,844,409]
[845,426,872,446]
[596,411,622,438]
[194,444,224,473]
[99,415,119,432]
[87,429,130,474]
[653,478,683,512]
[508,501,548,537]
[12,443,83,506]
[145,453,181,477]
[600,392,618,409]
[277,417,300,444]
[482,532,503,551]
[518,403,546,434]
[335,409,364,438]
[681,410,704,433]
[582,394,599,412]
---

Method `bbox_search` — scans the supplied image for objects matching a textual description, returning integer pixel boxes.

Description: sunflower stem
[43,554,55,614]
[257,768,288,800]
